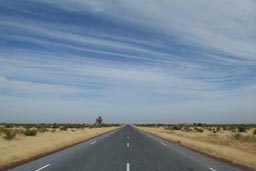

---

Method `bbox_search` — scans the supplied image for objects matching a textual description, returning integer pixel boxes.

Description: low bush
[4,124,14,128]
[234,133,242,140]
[52,123,59,129]
[3,130,16,140]
[172,126,181,130]
[38,127,48,133]
[184,126,192,132]
[195,127,204,133]
[238,127,246,132]
[24,129,37,136]
[60,126,68,131]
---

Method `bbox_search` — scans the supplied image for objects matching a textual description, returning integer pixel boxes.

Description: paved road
[10,125,242,171]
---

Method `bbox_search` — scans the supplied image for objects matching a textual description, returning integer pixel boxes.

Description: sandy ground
[0,127,119,168]
[136,126,256,169]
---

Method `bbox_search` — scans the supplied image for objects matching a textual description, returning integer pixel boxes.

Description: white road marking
[127,136,129,139]
[208,167,217,171]
[35,164,50,171]
[91,141,97,145]
[161,142,168,146]
[126,163,130,171]
[127,142,129,148]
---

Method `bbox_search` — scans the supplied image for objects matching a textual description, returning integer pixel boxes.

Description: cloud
[0,0,255,123]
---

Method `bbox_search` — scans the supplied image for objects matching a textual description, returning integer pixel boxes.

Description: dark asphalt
[9,125,242,171]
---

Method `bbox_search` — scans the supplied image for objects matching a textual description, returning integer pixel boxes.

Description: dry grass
[136,126,256,169]
[0,126,119,168]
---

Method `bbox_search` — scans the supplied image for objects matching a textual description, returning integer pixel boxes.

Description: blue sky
[0,0,256,123]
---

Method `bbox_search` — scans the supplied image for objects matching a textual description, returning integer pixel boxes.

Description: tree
[95,116,103,125]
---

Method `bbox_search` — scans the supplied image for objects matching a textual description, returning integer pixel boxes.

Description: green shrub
[24,129,37,136]
[38,127,48,133]
[234,133,242,140]
[60,126,68,131]
[195,127,204,133]
[52,123,59,129]
[238,127,246,132]
[253,129,256,136]
[197,123,203,127]
[172,125,181,130]
[4,124,14,128]
[3,130,16,140]
[184,126,191,132]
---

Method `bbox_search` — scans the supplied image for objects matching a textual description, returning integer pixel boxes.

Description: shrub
[238,127,246,132]
[52,123,59,129]
[4,124,14,128]
[184,126,191,132]
[60,126,68,131]
[38,128,48,133]
[253,129,256,136]
[3,130,16,140]
[195,127,204,133]
[197,123,203,127]
[24,129,37,136]
[164,126,172,130]
[172,126,181,130]
[234,133,242,140]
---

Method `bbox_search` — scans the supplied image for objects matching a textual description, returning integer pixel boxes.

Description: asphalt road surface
[9,125,243,171]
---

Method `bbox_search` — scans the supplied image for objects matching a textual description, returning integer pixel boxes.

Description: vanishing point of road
[9,125,243,171]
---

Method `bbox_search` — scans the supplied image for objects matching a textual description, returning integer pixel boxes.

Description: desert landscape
[0,123,121,169]
[136,123,256,169]
[1,0,256,170]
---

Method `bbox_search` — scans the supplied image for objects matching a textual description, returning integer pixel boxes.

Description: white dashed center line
[161,142,168,146]
[127,136,129,139]
[127,142,129,148]
[91,141,97,145]
[208,167,217,171]
[35,164,50,171]
[126,163,130,171]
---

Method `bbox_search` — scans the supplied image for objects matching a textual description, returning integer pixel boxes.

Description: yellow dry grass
[136,126,256,169]
[0,127,119,168]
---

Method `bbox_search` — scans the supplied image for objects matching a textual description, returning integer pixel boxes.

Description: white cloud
[1,0,256,123]
[32,0,256,61]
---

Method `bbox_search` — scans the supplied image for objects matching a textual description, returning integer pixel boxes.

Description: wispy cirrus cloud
[0,0,255,123]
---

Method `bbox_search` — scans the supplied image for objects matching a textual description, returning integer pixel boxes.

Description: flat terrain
[0,124,120,169]
[8,125,244,171]
[136,124,256,169]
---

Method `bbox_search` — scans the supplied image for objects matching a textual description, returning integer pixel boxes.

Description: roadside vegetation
[135,123,256,169]
[0,120,121,169]
[0,122,121,140]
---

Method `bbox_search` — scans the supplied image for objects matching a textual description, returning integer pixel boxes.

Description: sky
[0,0,256,124]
